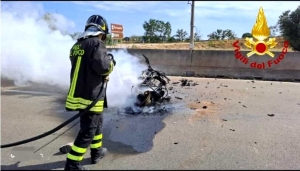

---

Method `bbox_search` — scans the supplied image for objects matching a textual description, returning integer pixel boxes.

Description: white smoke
[1,2,74,88]
[1,2,147,108]
[106,49,147,108]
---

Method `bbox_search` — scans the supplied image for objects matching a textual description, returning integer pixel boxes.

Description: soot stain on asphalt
[103,109,169,154]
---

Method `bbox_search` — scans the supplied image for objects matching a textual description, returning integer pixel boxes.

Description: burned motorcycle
[122,54,172,115]
[136,54,171,106]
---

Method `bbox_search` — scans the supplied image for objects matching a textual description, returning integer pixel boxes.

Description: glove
[107,53,116,66]
[104,75,109,82]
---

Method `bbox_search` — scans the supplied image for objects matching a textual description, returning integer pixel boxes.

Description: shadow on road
[53,98,169,154]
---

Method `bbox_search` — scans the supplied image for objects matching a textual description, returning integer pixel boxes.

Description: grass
[107,37,294,52]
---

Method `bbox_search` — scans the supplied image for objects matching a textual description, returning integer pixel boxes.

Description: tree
[242,33,252,38]
[163,22,172,38]
[130,35,142,42]
[143,19,172,42]
[222,29,236,39]
[269,24,280,37]
[143,19,157,37]
[194,28,201,41]
[105,34,113,45]
[167,36,176,42]
[207,29,222,40]
[123,37,130,41]
[207,29,236,40]
[175,29,188,41]
[277,6,300,51]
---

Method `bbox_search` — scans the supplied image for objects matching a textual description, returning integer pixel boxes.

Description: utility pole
[189,1,195,50]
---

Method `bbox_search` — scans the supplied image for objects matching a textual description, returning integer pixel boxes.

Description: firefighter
[64,15,116,170]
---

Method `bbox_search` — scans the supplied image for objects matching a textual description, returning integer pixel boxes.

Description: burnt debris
[121,54,173,115]
[175,96,183,100]
[220,83,228,87]
[180,79,198,86]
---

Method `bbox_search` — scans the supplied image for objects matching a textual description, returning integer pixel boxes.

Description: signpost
[111,32,124,39]
[111,23,124,46]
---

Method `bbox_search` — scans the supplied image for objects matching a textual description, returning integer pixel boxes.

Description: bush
[241,33,252,39]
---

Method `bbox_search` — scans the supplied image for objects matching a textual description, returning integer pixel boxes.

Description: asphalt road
[1,77,300,170]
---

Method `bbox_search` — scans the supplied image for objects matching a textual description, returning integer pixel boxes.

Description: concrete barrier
[108,48,300,81]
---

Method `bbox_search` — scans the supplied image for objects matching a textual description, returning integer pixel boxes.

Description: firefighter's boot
[59,143,73,154]
[64,160,88,170]
[65,160,89,170]
[90,148,108,164]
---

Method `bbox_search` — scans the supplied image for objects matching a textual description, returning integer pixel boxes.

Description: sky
[2,1,300,40]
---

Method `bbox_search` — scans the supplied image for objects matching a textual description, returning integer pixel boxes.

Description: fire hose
[0,81,108,149]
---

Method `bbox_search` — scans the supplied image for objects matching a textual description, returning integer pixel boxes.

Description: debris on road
[175,96,183,100]
[230,129,235,131]
[120,104,175,116]
[220,83,228,87]
[242,105,247,108]
[180,79,198,86]
[267,114,275,117]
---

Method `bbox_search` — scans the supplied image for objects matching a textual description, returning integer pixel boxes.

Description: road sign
[111,32,124,39]
[111,24,123,33]
[111,23,124,40]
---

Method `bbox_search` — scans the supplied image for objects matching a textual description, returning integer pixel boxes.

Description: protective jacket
[65,37,114,113]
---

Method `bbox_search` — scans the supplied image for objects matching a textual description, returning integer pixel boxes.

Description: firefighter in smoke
[63,15,116,170]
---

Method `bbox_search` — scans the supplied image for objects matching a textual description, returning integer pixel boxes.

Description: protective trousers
[66,111,103,165]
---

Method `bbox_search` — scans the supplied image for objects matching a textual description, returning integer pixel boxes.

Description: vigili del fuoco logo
[233,7,289,69]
